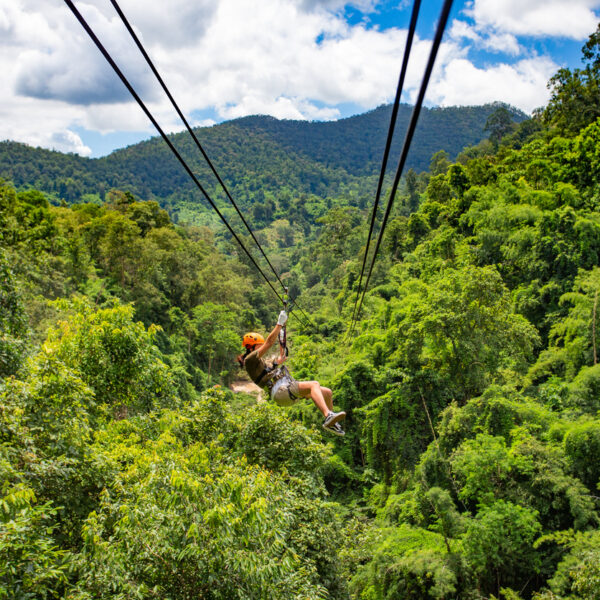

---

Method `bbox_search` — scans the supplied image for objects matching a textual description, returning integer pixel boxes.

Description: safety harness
[252,288,298,400]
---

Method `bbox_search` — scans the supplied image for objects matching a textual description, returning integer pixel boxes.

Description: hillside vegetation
[0,102,523,224]
[1,25,600,600]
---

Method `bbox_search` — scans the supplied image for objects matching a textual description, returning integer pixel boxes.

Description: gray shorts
[271,375,301,407]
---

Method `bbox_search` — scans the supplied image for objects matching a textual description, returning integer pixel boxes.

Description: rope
[349,0,454,332]
[348,0,422,332]
[63,0,294,312]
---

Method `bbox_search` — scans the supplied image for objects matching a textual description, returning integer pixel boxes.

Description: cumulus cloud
[194,118,217,127]
[218,95,342,121]
[0,0,590,156]
[430,55,558,112]
[49,130,92,156]
[464,0,600,39]
[83,0,218,48]
[0,91,93,155]
[14,2,157,105]
[151,0,420,122]
[450,19,481,43]
[79,102,156,133]
[297,0,376,11]
[450,20,521,55]
[483,32,521,55]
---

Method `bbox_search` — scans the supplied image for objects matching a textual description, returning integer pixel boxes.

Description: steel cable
[63,0,316,328]
[348,0,422,332]
[109,0,286,293]
[350,0,455,332]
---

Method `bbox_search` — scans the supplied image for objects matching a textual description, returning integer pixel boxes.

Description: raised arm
[256,310,288,358]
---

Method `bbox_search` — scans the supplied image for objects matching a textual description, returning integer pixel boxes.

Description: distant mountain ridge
[230,103,526,176]
[0,102,526,212]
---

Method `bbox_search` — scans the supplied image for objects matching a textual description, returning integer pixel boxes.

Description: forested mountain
[223,103,524,176]
[2,25,600,600]
[0,102,523,222]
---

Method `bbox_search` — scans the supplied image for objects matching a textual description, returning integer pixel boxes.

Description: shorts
[271,375,301,407]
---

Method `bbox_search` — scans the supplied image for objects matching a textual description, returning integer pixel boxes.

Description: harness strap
[271,368,299,401]
[253,364,287,388]
[252,367,271,386]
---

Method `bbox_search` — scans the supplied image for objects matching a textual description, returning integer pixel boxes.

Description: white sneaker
[322,410,346,432]
[328,422,345,436]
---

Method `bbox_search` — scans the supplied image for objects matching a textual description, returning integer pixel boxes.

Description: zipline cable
[63,0,314,328]
[348,0,422,333]
[109,0,310,320]
[350,0,454,332]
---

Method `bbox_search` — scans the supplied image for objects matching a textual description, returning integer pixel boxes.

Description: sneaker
[322,410,346,431]
[328,422,345,436]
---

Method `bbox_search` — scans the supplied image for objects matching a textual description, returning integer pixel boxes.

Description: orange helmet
[242,332,265,349]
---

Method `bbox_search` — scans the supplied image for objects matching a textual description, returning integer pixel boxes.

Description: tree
[46,300,176,416]
[188,302,240,382]
[531,267,600,384]
[426,174,452,205]
[429,150,451,176]
[69,393,341,599]
[0,251,27,377]
[97,210,141,288]
[485,106,517,146]
[544,531,600,599]
[543,23,600,135]
[387,266,539,398]
[349,525,464,600]
[405,168,421,212]
[448,164,470,196]
[0,486,69,597]
[564,421,600,491]
[463,500,542,596]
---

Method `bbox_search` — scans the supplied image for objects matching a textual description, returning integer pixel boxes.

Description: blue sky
[2,0,599,157]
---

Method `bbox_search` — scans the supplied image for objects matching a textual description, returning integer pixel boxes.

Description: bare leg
[298,381,330,417]
[321,387,333,412]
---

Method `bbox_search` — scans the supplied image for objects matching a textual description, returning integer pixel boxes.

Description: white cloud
[451,20,521,55]
[464,0,600,39]
[450,19,481,43]
[49,130,92,156]
[296,0,377,11]
[192,118,217,128]
[149,0,421,118]
[430,56,558,113]
[0,90,93,154]
[14,2,157,105]
[0,0,588,157]
[79,102,153,133]
[483,32,521,55]
[218,95,342,121]
[82,0,218,49]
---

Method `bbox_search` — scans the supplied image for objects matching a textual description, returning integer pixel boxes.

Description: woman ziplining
[237,310,346,436]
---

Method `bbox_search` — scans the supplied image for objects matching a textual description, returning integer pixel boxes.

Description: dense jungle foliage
[0,102,524,228]
[2,24,600,600]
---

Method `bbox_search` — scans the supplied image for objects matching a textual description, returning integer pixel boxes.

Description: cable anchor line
[350,0,455,333]
[63,0,313,329]
[348,0,422,333]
